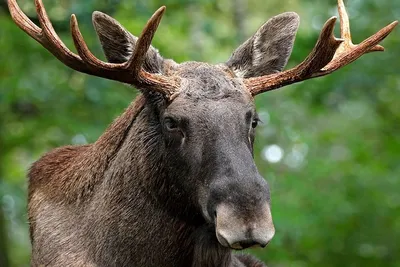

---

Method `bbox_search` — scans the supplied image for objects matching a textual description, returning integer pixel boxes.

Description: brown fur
[28,95,145,233]
[25,7,302,267]
[28,77,268,267]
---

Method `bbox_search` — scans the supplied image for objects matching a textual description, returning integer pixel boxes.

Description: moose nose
[215,202,275,250]
[216,232,270,250]
[216,228,273,250]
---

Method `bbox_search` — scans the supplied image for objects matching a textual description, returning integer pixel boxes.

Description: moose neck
[94,94,204,226]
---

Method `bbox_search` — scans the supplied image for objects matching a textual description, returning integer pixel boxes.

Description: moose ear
[92,11,164,74]
[226,12,300,78]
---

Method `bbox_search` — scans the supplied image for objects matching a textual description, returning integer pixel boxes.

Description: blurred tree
[0,0,399,266]
[0,137,9,267]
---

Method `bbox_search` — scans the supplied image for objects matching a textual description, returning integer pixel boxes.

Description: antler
[245,0,398,96]
[7,0,180,99]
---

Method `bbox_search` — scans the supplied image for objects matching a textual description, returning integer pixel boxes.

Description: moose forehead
[173,62,251,102]
[165,63,255,136]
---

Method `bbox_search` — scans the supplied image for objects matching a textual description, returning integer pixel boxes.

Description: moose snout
[215,202,275,250]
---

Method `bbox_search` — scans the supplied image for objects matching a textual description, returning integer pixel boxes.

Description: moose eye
[251,118,259,129]
[164,117,180,131]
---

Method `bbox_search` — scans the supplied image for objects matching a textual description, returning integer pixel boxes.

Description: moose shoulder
[8,0,397,266]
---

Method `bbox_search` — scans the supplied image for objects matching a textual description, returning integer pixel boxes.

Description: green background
[0,0,399,266]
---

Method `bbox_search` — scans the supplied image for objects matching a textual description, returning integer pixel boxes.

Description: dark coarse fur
[26,6,302,267]
[28,68,268,267]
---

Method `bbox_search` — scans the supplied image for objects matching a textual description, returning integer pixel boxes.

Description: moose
[8,0,397,266]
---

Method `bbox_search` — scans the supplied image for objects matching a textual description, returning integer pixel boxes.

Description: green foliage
[0,0,399,266]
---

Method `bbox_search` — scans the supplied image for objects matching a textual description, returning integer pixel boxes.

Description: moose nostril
[216,232,230,248]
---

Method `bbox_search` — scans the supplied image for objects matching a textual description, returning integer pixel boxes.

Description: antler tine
[70,15,126,75]
[8,0,41,38]
[245,0,398,96]
[125,6,166,77]
[338,0,351,45]
[35,0,93,73]
[320,20,398,75]
[8,0,180,99]
[70,6,180,97]
[297,17,342,76]
[123,6,182,98]
[337,0,383,53]
[244,17,344,94]
[35,0,75,58]
[316,0,398,76]
[8,0,101,76]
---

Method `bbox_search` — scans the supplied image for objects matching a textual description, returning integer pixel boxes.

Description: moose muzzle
[215,202,275,249]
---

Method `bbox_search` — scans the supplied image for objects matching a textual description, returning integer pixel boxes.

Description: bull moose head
[7,0,397,266]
